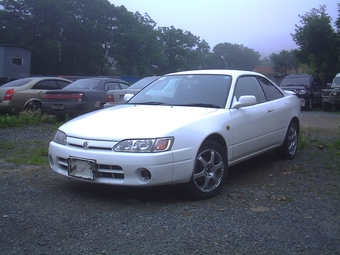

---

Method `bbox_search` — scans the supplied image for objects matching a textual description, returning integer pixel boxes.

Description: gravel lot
[0,110,339,254]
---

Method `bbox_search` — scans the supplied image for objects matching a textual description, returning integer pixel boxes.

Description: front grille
[56,157,124,179]
[68,142,113,151]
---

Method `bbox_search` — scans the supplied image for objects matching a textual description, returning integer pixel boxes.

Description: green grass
[0,113,65,166]
[0,139,51,166]
[0,112,63,128]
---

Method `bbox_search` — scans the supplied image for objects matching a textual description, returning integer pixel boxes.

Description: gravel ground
[0,110,339,255]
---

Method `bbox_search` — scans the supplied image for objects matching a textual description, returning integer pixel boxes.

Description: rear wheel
[185,140,227,199]
[25,102,42,116]
[275,122,298,160]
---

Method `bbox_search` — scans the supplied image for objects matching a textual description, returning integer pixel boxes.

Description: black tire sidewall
[186,140,228,199]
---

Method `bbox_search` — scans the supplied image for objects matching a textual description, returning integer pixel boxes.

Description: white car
[104,76,160,108]
[48,70,301,199]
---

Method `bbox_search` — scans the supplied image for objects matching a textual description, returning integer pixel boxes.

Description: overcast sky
[109,0,339,57]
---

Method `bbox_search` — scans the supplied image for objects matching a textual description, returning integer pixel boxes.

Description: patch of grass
[3,140,50,166]
[298,131,309,149]
[0,141,15,158]
[0,112,64,128]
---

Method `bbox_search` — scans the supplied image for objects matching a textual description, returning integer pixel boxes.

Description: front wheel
[275,122,299,160]
[185,140,227,199]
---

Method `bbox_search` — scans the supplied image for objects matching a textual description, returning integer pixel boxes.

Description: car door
[229,76,280,162]
[32,79,60,100]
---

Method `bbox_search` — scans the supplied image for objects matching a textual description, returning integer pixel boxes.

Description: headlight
[298,89,306,95]
[332,91,337,95]
[114,137,174,152]
[53,130,67,145]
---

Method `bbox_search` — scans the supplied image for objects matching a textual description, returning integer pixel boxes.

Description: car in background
[48,70,301,199]
[279,74,322,111]
[104,76,160,108]
[0,77,72,115]
[322,73,340,111]
[42,77,130,119]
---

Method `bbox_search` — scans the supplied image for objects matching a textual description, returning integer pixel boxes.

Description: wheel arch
[290,116,300,135]
[23,98,42,109]
[203,133,228,155]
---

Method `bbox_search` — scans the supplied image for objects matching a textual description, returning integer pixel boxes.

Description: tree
[292,5,339,78]
[270,50,298,76]
[211,43,261,70]
[156,26,207,74]
[109,8,161,76]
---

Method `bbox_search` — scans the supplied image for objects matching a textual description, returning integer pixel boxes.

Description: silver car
[104,76,160,108]
[0,77,72,115]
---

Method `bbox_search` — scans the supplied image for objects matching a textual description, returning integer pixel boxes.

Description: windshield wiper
[179,103,221,108]
[134,101,165,105]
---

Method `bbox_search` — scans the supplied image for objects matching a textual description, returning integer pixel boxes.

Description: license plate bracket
[52,104,64,110]
[68,157,96,180]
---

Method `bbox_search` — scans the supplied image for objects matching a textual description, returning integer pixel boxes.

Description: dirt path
[301,111,340,133]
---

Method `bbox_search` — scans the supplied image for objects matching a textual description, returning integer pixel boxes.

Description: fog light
[140,168,151,181]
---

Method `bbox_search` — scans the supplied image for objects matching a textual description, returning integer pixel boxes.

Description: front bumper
[48,140,195,186]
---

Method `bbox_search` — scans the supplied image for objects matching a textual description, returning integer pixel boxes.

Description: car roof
[283,74,313,78]
[165,69,264,77]
[75,77,128,83]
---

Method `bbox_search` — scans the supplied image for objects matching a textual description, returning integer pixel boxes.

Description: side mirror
[326,83,332,88]
[123,93,134,102]
[232,95,257,109]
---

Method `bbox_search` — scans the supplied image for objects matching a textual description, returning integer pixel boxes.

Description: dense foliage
[271,4,340,82]
[0,1,339,78]
[0,0,262,76]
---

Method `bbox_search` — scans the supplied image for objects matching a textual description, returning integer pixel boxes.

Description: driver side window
[234,76,266,103]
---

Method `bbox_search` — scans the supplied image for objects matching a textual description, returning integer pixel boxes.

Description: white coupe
[48,70,301,199]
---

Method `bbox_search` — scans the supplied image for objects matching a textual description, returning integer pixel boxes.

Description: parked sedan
[0,77,72,115]
[104,76,160,108]
[42,77,130,118]
[48,70,301,199]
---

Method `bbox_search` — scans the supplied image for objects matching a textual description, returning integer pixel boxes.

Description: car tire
[185,140,227,199]
[322,102,331,112]
[25,102,42,116]
[275,122,299,160]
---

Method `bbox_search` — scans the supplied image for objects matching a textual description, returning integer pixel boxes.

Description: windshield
[65,79,101,89]
[2,78,32,87]
[129,76,160,90]
[128,74,232,108]
[280,77,310,86]
[332,77,340,87]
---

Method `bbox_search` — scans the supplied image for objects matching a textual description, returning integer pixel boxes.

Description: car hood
[60,104,218,140]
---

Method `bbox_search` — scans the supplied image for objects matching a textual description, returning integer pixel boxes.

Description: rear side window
[57,80,71,89]
[257,76,283,101]
[106,82,121,90]
[119,82,130,89]
[33,80,59,90]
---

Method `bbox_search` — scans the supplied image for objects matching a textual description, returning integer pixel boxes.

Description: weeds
[0,112,63,128]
